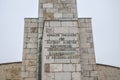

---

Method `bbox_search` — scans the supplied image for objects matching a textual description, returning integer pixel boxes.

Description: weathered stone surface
[63,64,75,71]
[0,62,120,80]
[55,72,71,80]
[44,73,54,80]
[25,54,37,60]
[90,71,98,77]
[54,13,62,18]
[27,43,37,48]
[0,62,21,80]
[25,60,36,66]
[55,59,70,63]
[24,78,36,80]
[27,33,38,38]
[76,64,81,71]
[21,0,99,80]
[43,3,53,8]
[50,21,61,27]
[50,64,62,72]
[26,66,36,72]
[72,72,81,80]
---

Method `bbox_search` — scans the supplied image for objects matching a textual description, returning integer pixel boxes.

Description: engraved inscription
[44,27,80,60]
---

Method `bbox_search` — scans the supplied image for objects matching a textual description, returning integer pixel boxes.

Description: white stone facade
[22,0,98,80]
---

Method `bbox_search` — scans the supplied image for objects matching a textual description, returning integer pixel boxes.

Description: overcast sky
[0,0,120,67]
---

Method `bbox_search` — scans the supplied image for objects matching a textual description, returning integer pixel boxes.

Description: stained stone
[72,72,81,80]
[43,3,53,8]
[63,64,75,71]
[22,0,98,80]
[76,64,81,71]
[44,73,54,80]
[50,64,62,72]
[54,13,62,18]
[55,72,71,80]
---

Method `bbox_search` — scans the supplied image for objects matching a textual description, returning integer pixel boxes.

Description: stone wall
[97,64,120,80]
[78,18,97,80]
[0,62,21,80]
[22,18,38,80]
[0,62,119,80]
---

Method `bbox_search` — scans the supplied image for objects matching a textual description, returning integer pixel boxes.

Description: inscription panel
[42,21,81,80]
[42,21,80,63]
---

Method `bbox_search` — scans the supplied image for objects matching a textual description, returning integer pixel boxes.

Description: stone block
[50,64,62,72]
[78,23,87,28]
[72,21,78,27]
[24,27,30,33]
[26,66,36,72]
[90,71,98,77]
[28,33,38,38]
[24,18,32,23]
[81,58,89,64]
[88,54,95,59]
[84,77,94,80]
[63,13,73,18]
[78,18,85,23]
[28,72,36,77]
[54,13,62,18]
[72,72,81,80]
[85,18,91,23]
[79,28,86,33]
[21,65,26,72]
[44,21,50,27]
[83,64,93,70]
[30,49,37,54]
[81,48,88,53]
[24,78,36,80]
[71,9,77,13]
[43,3,53,8]
[88,58,96,64]
[63,64,75,72]
[61,21,73,27]
[25,18,38,23]
[54,27,69,33]
[24,37,30,42]
[55,72,71,80]
[69,27,78,33]
[44,64,50,72]
[43,13,54,20]
[46,8,58,13]
[24,33,28,38]
[80,43,91,48]
[31,18,38,23]
[86,28,92,33]
[50,21,61,27]
[28,23,38,27]
[21,72,29,78]
[30,38,38,42]
[83,71,90,77]
[25,60,36,66]
[25,54,36,60]
[24,43,27,48]
[88,48,94,54]
[55,59,70,63]
[38,27,43,33]
[71,59,80,63]
[23,49,31,54]
[44,57,54,63]
[27,43,38,48]
[44,73,54,80]
[30,27,38,33]
[76,64,81,71]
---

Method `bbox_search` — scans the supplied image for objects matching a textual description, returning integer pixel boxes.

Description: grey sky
[0,0,120,67]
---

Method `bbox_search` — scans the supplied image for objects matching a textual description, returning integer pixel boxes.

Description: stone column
[78,18,98,80]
